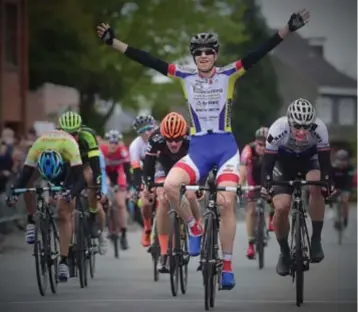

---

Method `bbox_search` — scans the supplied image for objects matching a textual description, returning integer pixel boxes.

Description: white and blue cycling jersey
[99,151,108,195]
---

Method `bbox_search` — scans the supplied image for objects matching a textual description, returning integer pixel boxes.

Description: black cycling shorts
[272,155,320,196]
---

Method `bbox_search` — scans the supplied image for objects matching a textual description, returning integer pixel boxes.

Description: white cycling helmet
[105,129,123,142]
[287,98,316,126]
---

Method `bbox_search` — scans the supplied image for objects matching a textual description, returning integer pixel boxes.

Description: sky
[256,0,357,79]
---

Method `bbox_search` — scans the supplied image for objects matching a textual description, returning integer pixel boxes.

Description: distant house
[271,33,357,151]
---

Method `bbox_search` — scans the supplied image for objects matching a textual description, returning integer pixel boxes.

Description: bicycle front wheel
[295,214,304,306]
[256,212,265,270]
[75,214,88,288]
[168,212,180,297]
[179,220,189,294]
[48,216,60,293]
[202,215,215,310]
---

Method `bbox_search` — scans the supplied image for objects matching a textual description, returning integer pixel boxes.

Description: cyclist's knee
[164,167,191,197]
[185,190,197,201]
[58,202,72,222]
[272,194,291,215]
[246,201,256,216]
[308,185,321,197]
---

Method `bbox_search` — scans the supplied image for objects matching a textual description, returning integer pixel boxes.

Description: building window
[338,97,356,125]
[315,96,333,124]
[4,3,18,66]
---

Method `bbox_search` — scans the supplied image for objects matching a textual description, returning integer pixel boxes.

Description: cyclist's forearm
[13,165,34,188]
[143,155,157,185]
[67,165,85,197]
[123,162,132,186]
[124,46,169,76]
[132,167,143,189]
[89,155,102,186]
[261,153,277,182]
[239,165,247,185]
[317,150,332,181]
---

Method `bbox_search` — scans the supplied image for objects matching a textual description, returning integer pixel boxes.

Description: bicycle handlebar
[270,180,327,188]
[182,184,260,194]
[12,186,63,195]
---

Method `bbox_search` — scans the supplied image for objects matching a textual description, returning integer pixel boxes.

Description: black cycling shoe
[120,235,129,250]
[276,252,291,276]
[310,238,324,263]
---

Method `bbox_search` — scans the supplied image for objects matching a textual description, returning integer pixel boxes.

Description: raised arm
[241,9,310,71]
[97,23,169,76]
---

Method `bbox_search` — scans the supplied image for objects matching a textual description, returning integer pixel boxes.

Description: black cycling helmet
[335,149,349,161]
[190,32,220,55]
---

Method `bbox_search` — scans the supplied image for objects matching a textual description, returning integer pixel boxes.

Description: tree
[28,0,248,133]
[222,0,282,146]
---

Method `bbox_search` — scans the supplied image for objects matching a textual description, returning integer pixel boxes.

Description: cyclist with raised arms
[261,98,334,277]
[97,9,310,290]
[101,129,132,250]
[143,112,201,272]
[240,127,273,260]
[129,115,156,246]
[58,111,107,255]
[7,130,84,281]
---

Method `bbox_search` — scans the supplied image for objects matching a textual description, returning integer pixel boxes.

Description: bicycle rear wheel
[295,214,304,306]
[48,216,60,293]
[179,220,189,294]
[168,212,180,296]
[34,218,48,296]
[256,212,265,270]
[202,215,215,310]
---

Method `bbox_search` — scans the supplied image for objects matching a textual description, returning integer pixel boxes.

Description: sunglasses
[137,125,154,134]
[109,140,119,145]
[256,141,265,147]
[292,124,311,130]
[166,137,183,143]
[193,49,215,57]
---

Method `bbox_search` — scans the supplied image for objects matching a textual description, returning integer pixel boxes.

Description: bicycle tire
[34,217,48,296]
[295,213,304,307]
[202,215,215,310]
[76,213,87,288]
[336,201,343,245]
[151,219,160,282]
[256,212,265,270]
[48,216,60,293]
[179,220,189,294]
[110,207,119,259]
[168,212,180,297]
[88,236,96,279]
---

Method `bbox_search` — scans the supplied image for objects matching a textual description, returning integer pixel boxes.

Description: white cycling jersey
[129,135,147,167]
[265,116,330,155]
[168,62,246,136]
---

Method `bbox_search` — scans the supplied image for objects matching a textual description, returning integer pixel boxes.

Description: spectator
[0,140,13,193]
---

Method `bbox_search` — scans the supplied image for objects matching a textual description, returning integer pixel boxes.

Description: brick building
[0,0,28,135]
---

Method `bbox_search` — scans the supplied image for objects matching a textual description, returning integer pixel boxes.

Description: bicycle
[184,174,256,310]
[270,179,327,307]
[68,189,97,288]
[166,185,190,297]
[11,185,62,296]
[331,192,344,245]
[255,197,270,270]
[107,185,120,258]
[147,182,163,282]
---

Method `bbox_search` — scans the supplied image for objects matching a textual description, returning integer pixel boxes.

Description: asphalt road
[0,207,356,312]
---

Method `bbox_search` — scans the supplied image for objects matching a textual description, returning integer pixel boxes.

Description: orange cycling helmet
[160,112,187,139]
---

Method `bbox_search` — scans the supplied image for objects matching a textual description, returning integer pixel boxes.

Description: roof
[271,32,357,89]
